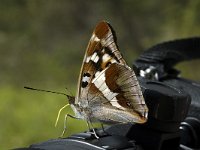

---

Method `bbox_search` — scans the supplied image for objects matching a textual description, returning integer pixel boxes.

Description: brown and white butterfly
[66,21,148,136]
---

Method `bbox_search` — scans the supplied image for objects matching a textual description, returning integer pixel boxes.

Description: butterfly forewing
[76,21,126,102]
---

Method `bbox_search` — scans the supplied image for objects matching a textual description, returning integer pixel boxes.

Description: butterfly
[65,21,148,137]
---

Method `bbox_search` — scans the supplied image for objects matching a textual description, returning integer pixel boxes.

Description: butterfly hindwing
[91,63,148,117]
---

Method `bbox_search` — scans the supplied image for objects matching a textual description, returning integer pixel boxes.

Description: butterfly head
[67,95,89,120]
[66,95,75,105]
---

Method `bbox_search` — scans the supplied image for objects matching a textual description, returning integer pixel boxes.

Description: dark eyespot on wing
[83,72,91,77]
[81,81,88,88]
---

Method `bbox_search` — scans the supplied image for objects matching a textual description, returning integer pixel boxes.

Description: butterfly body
[68,21,148,125]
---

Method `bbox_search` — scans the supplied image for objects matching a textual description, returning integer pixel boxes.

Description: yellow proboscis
[55,104,70,127]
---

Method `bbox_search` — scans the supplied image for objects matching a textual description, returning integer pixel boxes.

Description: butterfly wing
[75,21,148,123]
[75,21,126,103]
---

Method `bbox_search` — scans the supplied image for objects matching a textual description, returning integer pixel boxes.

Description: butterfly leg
[60,114,79,137]
[86,120,92,130]
[101,123,105,132]
[86,121,99,139]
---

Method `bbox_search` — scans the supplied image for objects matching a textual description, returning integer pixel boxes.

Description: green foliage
[0,0,200,149]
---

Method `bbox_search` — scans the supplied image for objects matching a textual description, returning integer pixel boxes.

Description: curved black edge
[134,37,200,78]
[136,37,200,66]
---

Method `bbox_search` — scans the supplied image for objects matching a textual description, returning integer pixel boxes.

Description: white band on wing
[92,70,125,110]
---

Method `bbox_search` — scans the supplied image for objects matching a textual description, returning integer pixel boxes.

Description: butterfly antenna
[24,86,72,127]
[24,86,68,97]
[65,87,74,97]
[55,104,70,127]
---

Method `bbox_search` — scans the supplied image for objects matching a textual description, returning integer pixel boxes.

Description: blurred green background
[1,0,200,149]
